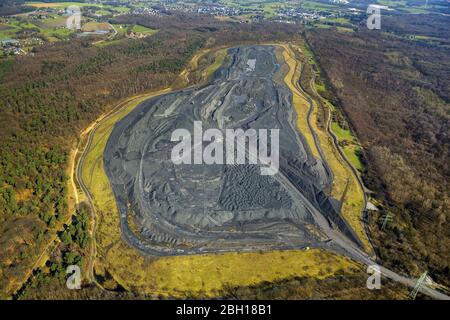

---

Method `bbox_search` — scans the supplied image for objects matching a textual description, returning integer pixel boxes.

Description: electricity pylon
[379,212,394,231]
[409,271,428,300]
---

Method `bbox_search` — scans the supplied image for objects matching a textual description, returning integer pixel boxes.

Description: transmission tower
[379,212,394,231]
[409,271,428,300]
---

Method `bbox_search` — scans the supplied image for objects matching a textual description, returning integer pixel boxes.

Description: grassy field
[312,96,368,253]
[0,19,36,39]
[301,0,337,10]
[314,24,354,33]
[79,46,363,297]
[219,0,347,18]
[0,25,19,39]
[25,2,131,13]
[39,25,73,41]
[331,122,364,171]
[131,24,157,35]
[321,113,367,251]
[327,17,351,24]
[376,0,433,14]
[82,22,112,32]
[175,47,228,87]
[111,24,127,35]
[93,24,158,47]
[94,38,127,47]
[203,48,228,81]
[0,16,76,42]
[26,1,94,8]
[41,16,67,28]
[281,44,321,159]
[291,42,369,252]
[222,0,289,18]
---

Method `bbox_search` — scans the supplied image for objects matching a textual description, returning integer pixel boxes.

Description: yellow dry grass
[82,22,112,32]
[175,47,228,88]
[283,44,369,252]
[281,45,321,159]
[105,247,359,297]
[203,48,227,80]
[312,99,367,251]
[27,2,61,8]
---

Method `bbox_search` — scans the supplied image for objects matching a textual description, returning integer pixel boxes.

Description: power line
[410,271,428,300]
[379,212,394,231]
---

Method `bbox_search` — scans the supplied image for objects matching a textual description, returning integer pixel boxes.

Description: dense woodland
[305,14,449,286]
[0,12,299,297]
[0,1,34,16]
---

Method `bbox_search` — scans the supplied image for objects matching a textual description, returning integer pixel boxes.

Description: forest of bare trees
[305,14,449,286]
[0,12,299,297]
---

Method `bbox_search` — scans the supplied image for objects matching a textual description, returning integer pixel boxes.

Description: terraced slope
[78,46,364,296]
[78,44,449,300]
[103,45,361,256]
